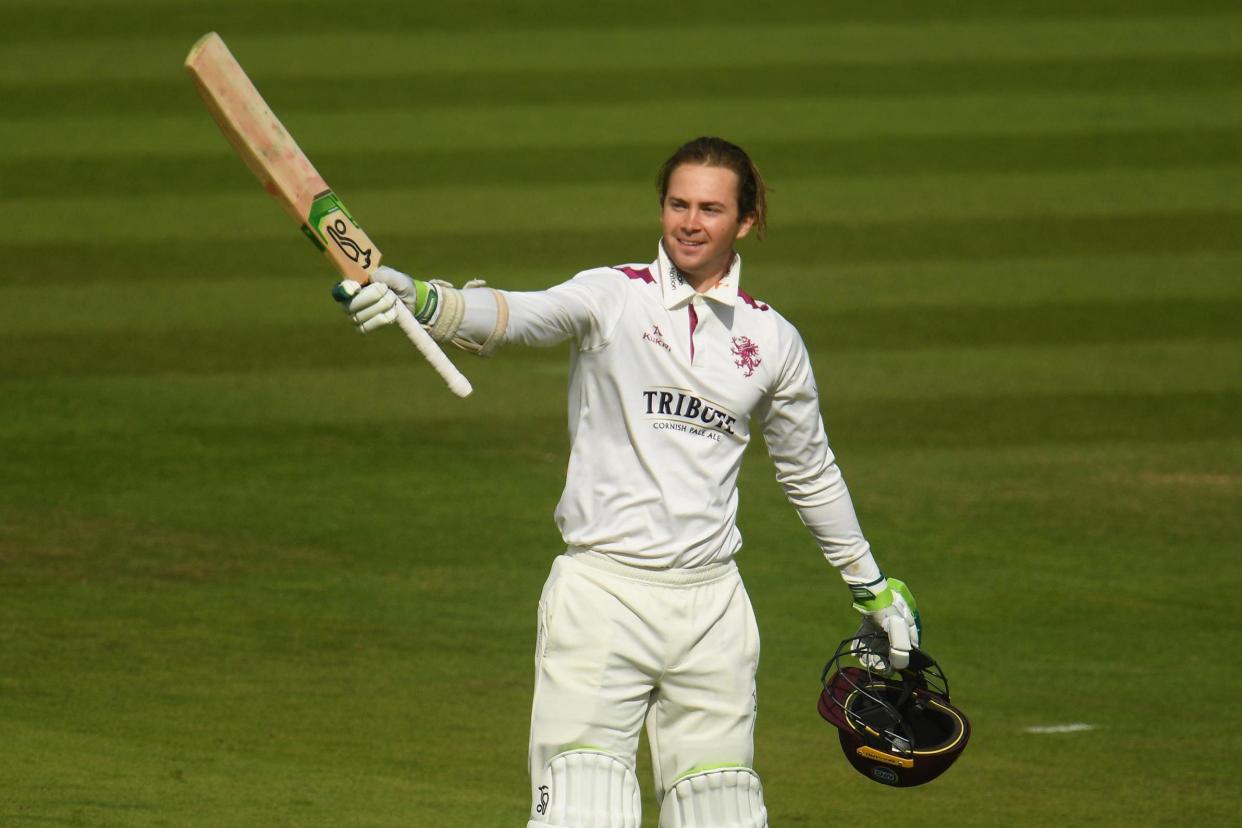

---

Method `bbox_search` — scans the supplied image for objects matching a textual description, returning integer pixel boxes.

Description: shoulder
[556,263,660,311]
[737,287,772,314]
[562,263,655,290]
[737,289,802,344]
[736,293,810,387]
[608,262,660,288]
[545,266,644,333]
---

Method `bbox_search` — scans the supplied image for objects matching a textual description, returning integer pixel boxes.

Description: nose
[680,208,702,234]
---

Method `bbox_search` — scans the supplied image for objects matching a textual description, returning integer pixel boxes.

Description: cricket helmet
[818,632,969,787]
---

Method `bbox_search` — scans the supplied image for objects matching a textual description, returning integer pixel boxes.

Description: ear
[735,212,756,240]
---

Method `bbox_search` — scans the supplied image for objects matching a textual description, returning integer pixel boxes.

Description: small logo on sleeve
[731,336,762,377]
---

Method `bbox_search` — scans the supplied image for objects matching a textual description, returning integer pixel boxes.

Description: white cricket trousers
[528,550,761,806]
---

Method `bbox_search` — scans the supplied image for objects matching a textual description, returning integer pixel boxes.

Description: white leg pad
[528,749,642,828]
[658,767,768,828]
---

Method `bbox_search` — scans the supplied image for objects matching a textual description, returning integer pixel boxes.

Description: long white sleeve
[753,329,883,588]
[458,268,629,350]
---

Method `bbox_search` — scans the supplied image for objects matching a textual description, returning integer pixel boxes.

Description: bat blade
[184,32,472,398]
[185,32,380,283]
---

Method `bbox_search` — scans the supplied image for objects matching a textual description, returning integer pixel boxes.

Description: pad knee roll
[658,767,768,828]
[528,749,641,828]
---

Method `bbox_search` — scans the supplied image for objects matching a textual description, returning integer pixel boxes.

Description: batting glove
[332,266,439,334]
[852,577,921,672]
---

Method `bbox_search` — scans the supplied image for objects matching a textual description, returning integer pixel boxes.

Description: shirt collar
[656,241,742,310]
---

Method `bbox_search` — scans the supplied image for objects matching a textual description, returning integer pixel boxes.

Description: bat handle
[393,302,473,398]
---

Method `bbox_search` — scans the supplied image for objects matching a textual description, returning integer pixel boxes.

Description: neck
[667,246,734,293]
[687,271,724,293]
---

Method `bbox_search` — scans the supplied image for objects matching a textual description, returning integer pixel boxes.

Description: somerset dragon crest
[731,336,762,377]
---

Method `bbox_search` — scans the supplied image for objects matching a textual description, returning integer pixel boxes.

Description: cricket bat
[184,32,472,398]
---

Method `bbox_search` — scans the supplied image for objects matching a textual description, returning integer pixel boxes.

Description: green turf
[2,0,1240,824]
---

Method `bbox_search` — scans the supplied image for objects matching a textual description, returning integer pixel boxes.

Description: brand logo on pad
[731,336,762,377]
[643,324,671,352]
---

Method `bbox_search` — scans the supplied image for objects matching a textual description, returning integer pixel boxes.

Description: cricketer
[336,137,921,827]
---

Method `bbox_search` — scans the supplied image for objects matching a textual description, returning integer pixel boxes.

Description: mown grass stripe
[3,253,1238,337]
[10,56,1242,119]
[9,211,1242,282]
[2,388,1238,455]
[806,341,1242,402]
[2,297,1236,381]
[8,91,1242,159]
[8,16,1242,85]
[797,298,1242,352]
[3,343,1233,435]
[5,127,1238,199]
[832,389,1241,448]
[769,254,1242,311]
[10,167,1240,244]
[9,168,1242,249]
[1,321,1235,446]
[6,0,1235,43]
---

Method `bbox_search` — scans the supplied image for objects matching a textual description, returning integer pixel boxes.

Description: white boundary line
[1023,723,1096,734]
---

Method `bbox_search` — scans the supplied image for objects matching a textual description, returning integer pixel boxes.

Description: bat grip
[392,302,473,398]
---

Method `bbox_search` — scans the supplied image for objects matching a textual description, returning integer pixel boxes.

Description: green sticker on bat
[307,190,374,269]
[301,224,326,252]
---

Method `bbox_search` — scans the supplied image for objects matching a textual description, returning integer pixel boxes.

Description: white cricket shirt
[463,244,883,588]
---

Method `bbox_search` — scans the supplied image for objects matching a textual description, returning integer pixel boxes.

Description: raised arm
[335,265,628,353]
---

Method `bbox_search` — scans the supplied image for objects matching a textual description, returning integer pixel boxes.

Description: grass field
[2,1,1240,825]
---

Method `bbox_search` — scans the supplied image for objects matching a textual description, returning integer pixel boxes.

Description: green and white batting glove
[852,577,921,672]
[332,265,441,334]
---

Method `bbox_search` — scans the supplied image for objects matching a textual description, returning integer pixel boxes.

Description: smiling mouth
[676,238,704,249]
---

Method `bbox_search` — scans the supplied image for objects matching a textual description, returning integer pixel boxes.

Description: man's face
[660,163,754,287]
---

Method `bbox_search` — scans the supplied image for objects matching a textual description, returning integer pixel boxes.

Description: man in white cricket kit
[336,137,921,828]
